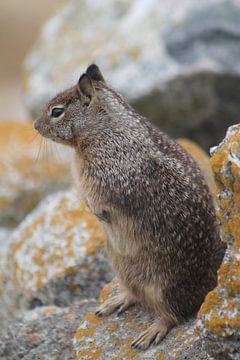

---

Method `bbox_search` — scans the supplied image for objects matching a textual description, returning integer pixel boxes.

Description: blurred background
[0,0,62,120]
[0,0,240,227]
[1,0,240,150]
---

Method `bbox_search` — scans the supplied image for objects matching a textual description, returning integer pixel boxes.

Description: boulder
[0,190,112,333]
[0,299,97,360]
[197,124,240,360]
[24,0,240,149]
[74,279,209,360]
[0,121,71,227]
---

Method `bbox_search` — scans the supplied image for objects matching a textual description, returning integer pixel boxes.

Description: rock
[74,279,209,359]
[197,124,240,360]
[0,190,112,333]
[178,138,216,194]
[0,121,71,227]
[24,0,240,149]
[0,299,97,360]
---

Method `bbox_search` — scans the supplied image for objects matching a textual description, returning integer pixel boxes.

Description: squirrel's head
[34,64,107,147]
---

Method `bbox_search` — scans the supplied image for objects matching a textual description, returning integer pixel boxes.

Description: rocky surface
[24,0,240,149]
[0,299,97,360]
[74,279,209,360]
[0,121,71,227]
[0,190,112,333]
[197,124,240,360]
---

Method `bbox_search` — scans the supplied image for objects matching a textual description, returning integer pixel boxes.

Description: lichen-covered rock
[0,299,97,360]
[197,124,240,360]
[24,0,240,149]
[178,138,216,195]
[0,190,112,333]
[74,279,209,359]
[0,121,71,227]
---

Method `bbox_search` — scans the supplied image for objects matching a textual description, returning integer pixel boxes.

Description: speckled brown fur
[35,64,226,350]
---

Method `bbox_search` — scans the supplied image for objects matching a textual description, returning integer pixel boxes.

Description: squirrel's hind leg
[95,291,136,317]
[131,318,174,350]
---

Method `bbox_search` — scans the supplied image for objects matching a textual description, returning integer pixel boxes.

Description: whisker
[53,142,64,163]
[26,132,40,145]
[44,139,51,172]
[34,136,43,164]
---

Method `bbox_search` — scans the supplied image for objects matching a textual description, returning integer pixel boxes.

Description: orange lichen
[198,124,240,340]
[226,260,240,296]
[75,281,151,359]
[99,278,119,303]
[59,199,105,255]
[8,189,107,295]
[11,240,24,254]
[21,215,45,241]
[76,345,103,360]
[199,291,222,315]
[36,276,43,288]
[156,353,166,360]
[75,312,100,340]
[118,336,139,358]
[203,306,240,337]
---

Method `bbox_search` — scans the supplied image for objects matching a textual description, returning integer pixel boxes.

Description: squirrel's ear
[78,73,94,105]
[86,64,105,82]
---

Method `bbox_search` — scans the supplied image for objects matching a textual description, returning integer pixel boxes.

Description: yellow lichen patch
[199,290,222,316]
[198,124,240,342]
[156,353,166,360]
[75,280,150,359]
[227,214,240,243]
[225,259,240,296]
[75,312,101,340]
[203,305,240,337]
[7,190,107,295]
[99,278,119,303]
[118,336,139,358]
[76,344,103,360]
[75,311,139,360]
[178,138,216,194]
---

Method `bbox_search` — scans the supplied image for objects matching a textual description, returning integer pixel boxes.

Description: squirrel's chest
[73,156,111,223]
[74,154,138,255]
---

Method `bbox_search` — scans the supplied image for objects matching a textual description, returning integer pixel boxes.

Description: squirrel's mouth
[34,118,73,146]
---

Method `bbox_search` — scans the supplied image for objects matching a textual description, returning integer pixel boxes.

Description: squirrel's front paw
[95,292,136,317]
[131,319,174,350]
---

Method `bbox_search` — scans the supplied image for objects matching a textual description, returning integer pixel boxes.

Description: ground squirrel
[34,64,226,350]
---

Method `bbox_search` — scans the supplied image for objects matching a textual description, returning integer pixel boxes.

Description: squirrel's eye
[51,107,64,118]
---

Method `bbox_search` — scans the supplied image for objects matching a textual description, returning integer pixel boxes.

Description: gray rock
[24,0,240,149]
[74,279,210,359]
[0,299,97,360]
[0,190,112,334]
[197,124,240,360]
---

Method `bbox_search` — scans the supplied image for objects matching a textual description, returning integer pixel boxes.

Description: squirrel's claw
[95,292,136,317]
[131,319,172,350]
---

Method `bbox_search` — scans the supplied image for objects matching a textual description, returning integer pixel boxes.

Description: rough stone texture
[74,279,210,360]
[0,190,112,333]
[24,0,240,149]
[0,299,97,360]
[178,138,216,194]
[197,124,240,360]
[0,121,71,227]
